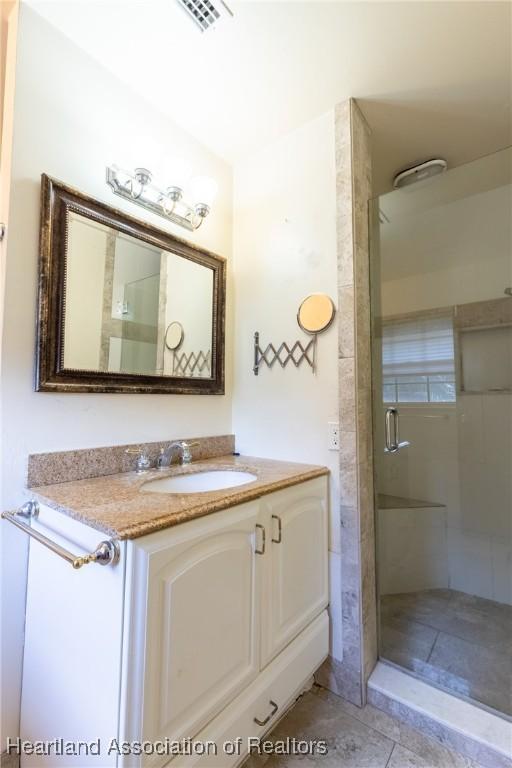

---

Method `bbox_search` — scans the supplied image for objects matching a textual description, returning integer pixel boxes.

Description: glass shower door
[370,148,512,719]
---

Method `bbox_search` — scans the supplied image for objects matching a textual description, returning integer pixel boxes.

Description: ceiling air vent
[176,0,233,32]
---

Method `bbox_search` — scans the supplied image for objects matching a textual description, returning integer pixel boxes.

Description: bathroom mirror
[36,175,226,394]
[297,294,336,334]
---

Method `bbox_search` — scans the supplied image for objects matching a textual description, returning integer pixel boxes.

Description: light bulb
[190,176,218,207]
[163,157,190,192]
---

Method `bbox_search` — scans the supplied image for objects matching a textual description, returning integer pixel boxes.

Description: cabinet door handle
[254,700,278,726]
[255,524,266,555]
[271,514,282,544]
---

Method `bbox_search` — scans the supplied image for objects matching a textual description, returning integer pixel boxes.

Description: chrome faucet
[157,440,199,469]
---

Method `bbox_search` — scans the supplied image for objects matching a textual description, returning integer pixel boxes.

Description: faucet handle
[156,447,168,470]
[181,441,200,464]
[125,447,152,474]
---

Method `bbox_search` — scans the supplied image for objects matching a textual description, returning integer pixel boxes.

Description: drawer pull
[255,523,266,555]
[271,514,282,544]
[254,699,278,726]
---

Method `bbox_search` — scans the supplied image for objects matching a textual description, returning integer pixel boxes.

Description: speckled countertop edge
[29,455,329,540]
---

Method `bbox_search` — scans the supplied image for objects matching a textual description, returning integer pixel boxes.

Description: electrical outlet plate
[328,421,340,451]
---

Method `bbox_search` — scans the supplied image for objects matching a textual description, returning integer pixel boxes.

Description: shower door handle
[384,407,410,453]
[385,407,398,452]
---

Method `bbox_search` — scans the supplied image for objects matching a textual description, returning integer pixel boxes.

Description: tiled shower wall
[455,393,512,604]
[377,395,512,606]
[316,99,377,706]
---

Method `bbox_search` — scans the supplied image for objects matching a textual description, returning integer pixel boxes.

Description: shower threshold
[368,661,512,768]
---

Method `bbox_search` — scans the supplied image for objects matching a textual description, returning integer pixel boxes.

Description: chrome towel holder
[1,501,120,569]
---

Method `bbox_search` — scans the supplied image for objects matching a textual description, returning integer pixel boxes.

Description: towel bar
[1,501,120,569]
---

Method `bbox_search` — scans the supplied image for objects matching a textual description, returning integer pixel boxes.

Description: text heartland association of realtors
[5,737,329,757]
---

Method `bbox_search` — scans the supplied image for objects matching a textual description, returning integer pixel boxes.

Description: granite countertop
[29,455,329,540]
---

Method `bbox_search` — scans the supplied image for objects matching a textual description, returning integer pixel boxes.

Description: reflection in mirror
[63,213,213,378]
[297,294,336,334]
[165,321,184,351]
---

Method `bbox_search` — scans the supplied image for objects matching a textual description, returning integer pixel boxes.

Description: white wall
[0,0,17,150]
[1,5,233,743]
[0,0,20,752]
[232,111,341,658]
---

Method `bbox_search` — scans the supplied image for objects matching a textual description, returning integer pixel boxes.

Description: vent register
[176,0,233,32]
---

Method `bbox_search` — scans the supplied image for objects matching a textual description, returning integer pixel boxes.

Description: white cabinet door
[121,502,261,766]
[260,478,328,666]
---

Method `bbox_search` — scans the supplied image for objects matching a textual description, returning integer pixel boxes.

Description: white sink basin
[140,470,258,494]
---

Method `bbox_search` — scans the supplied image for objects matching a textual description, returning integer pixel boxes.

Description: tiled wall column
[316,99,377,706]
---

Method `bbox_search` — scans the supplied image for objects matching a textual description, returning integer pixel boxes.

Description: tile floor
[245,685,484,767]
[380,589,512,718]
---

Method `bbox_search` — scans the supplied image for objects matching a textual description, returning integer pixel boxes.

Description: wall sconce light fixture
[106,165,218,231]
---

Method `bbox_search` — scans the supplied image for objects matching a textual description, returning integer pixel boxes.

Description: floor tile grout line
[319,694,398,749]
[405,611,512,654]
[315,684,452,766]
[426,629,440,663]
[383,741,397,768]
[283,687,403,766]
[427,628,512,659]
[312,685,403,747]
[383,593,511,646]
[383,614,512,664]
[383,618,511,664]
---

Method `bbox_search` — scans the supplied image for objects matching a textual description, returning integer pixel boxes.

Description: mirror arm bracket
[253,331,317,376]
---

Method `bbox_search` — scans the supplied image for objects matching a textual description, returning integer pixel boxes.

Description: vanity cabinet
[19,477,328,768]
